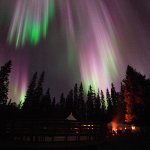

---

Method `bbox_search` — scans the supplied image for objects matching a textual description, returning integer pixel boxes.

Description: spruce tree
[123,65,145,124]
[100,90,106,122]
[0,60,12,105]
[66,89,73,115]
[118,83,125,123]
[52,97,56,117]
[78,82,85,120]
[41,88,51,114]
[111,83,118,113]
[95,89,101,121]
[73,83,78,117]
[22,72,37,110]
[34,72,45,110]
[106,88,113,122]
[86,85,95,120]
[59,93,66,118]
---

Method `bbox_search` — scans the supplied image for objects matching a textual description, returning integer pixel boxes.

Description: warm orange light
[82,124,87,127]
[131,125,135,130]
[74,128,79,130]
[112,121,118,132]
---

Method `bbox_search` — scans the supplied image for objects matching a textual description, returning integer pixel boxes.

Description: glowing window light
[131,125,136,130]
[82,124,87,127]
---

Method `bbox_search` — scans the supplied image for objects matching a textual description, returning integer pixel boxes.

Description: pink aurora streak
[59,0,122,92]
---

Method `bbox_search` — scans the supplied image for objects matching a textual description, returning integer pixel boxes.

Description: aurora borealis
[0,0,150,104]
[8,0,55,47]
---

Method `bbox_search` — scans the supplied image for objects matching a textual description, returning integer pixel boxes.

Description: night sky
[0,0,150,104]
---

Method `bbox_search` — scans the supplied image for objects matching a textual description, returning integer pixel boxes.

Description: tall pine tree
[73,83,78,118]
[59,93,66,118]
[100,90,106,122]
[41,88,51,116]
[94,89,101,121]
[66,90,73,115]
[34,72,45,110]
[22,72,37,111]
[78,83,85,120]
[106,88,113,122]
[111,83,118,114]
[123,65,145,124]
[86,85,95,120]
[0,60,12,105]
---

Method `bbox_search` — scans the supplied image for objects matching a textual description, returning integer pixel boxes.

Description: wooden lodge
[0,118,107,144]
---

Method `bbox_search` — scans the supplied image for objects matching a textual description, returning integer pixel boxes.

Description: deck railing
[0,119,107,143]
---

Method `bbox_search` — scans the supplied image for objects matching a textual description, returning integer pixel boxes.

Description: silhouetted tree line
[0,61,150,126]
[21,72,121,122]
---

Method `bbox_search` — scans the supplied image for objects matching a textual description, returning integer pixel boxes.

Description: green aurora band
[8,0,55,47]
